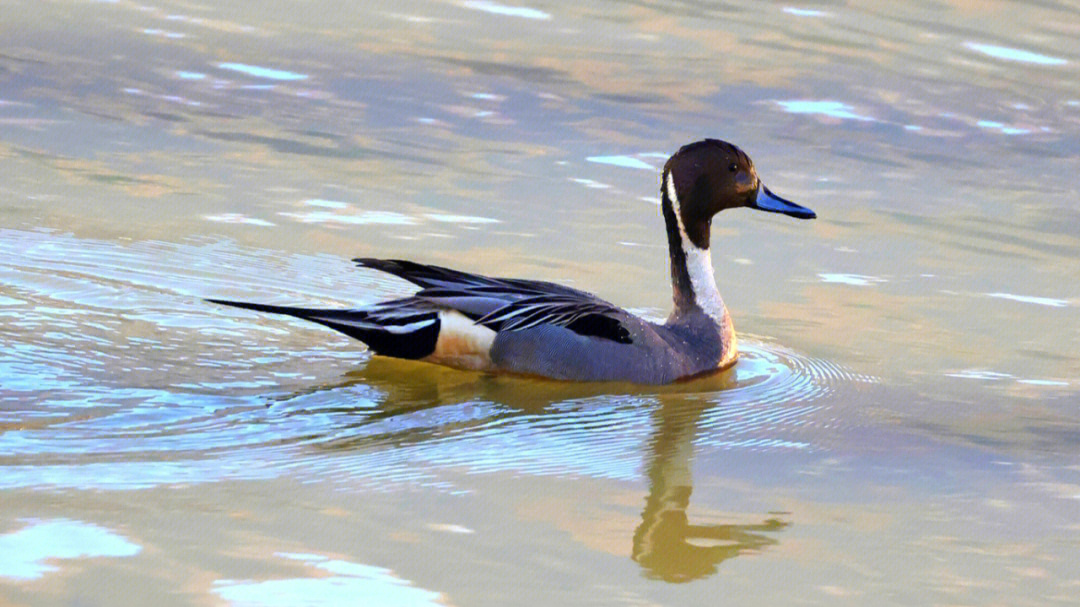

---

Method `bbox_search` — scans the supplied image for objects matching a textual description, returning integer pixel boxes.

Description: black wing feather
[353,258,636,344]
[354,258,594,298]
[474,296,633,344]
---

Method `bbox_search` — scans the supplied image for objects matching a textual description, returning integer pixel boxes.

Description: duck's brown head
[663,139,814,249]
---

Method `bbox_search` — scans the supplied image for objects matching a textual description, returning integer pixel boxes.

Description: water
[1,0,1078,604]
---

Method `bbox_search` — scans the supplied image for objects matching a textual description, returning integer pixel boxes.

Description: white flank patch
[665,173,737,367]
[426,310,496,370]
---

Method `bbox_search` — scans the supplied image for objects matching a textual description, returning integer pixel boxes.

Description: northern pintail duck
[209,139,815,384]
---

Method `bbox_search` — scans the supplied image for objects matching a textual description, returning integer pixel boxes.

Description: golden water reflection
[634,398,789,582]
[287,358,796,581]
[3,0,1080,602]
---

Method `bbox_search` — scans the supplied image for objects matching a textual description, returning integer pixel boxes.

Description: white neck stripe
[664,172,727,326]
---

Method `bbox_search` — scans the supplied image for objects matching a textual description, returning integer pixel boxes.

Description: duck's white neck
[664,173,729,327]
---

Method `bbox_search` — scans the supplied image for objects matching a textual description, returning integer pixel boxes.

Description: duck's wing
[208,260,636,368]
[358,254,635,341]
[357,258,635,344]
[354,258,593,298]
[471,294,633,344]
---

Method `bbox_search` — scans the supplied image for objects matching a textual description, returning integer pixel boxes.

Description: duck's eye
[728,163,738,173]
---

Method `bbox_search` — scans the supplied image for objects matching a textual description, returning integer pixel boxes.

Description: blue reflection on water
[278,210,418,225]
[0,344,848,491]
[462,1,551,20]
[586,155,655,170]
[213,552,444,607]
[987,292,1068,308]
[975,120,1030,135]
[0,520,140,580]
[142,28,185,39]
[217,63,309,81]
[782,7,826,17]
[776,100,875,122]
[818,273,887,287]
[964,42,1067,66]
[304,199,349,209]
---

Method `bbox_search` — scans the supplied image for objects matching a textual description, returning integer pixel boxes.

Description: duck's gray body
[208,139,813,385]
[492,311,730,384]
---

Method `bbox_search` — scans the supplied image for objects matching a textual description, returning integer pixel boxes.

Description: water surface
[2,1,1078,605]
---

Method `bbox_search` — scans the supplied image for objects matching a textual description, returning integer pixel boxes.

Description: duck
[208,139,815,384]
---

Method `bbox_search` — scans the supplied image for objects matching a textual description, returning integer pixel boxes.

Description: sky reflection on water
[213,553,445,607]
[0,520,140,581]
[1,0,1079,604]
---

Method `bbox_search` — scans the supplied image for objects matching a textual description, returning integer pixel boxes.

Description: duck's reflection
[276,357,789,581]
[633,397,789,582]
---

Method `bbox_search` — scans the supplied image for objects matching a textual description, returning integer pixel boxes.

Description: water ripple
[0,342,871,489]
[0,229,873,490]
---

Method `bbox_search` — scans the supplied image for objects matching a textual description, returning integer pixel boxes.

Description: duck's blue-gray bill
[750,185,816,219]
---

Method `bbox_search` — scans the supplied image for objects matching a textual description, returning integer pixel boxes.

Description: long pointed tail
[205,298,340,319]
[205,298,441,359]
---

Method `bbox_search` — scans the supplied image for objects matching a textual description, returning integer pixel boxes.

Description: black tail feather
[205,299,368,322]
[207,298,322,318]
[205,298,441,359]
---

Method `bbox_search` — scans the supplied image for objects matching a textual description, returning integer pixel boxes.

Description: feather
[353,259,635,344]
